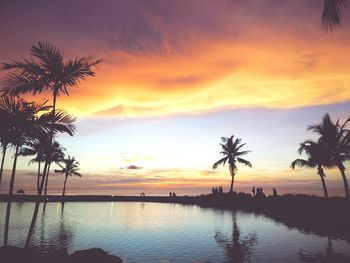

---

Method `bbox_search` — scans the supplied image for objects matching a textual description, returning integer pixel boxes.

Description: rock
[70,248,123,263]
[0,246,41,263]
[0,246,123,263]
[40,248,69,263]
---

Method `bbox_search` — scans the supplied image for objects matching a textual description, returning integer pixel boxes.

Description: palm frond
[213,156,228,169]
[291,159,315,169]
[322,0,347,32]
[237,157,252,168]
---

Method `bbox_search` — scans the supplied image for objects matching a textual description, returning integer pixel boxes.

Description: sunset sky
[0,0,349,196]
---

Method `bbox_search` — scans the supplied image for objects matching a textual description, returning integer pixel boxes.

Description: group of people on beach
[252,186,278,197]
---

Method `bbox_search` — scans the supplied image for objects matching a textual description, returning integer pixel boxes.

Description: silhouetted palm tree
[291,140,331,198]
[19,132,50,194]
[0,108,12,190]
[213,135,252,193]
[308,114,350,198]
[44,141,66,196]
[1,42,99,195]
[55,155,81,196]
[0,96,50,246]
[24,110,76,248]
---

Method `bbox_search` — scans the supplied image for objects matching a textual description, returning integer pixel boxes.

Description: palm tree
[0,96,50,246]
[0,108,12,190]
[19,138,66,195]
[213,135,252,193]
[18,132,50,194]
[308,114,350,198]
[55,155,81,196]
[0,97,75,247]
[2,42,101,114]
[43,141,66,196]
[1,42,99,195]
[291,140,331,198]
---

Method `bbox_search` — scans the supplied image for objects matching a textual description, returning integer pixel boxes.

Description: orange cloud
[51,33,350,117]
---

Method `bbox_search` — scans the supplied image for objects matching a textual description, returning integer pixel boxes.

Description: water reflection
[31,202,73,252]
[299,237,348,263]
[214,212,257,263]
[2,202,350,262]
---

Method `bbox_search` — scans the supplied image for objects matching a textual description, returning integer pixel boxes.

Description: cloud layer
[1,0,350,117]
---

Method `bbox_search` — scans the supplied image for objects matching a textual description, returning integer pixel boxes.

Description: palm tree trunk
[44,163,51,196]
[229,166,235,193]
[62,174,68,196]
[4,145,19,246]
[25,91,58,247]
[0,146,7,190]
[25,158,50,247]
[338,164,349,198]
[37,161,41,195]
[319,172,328,198]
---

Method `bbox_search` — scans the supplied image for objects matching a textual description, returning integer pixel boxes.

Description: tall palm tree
[55,156,81,196]
[291,140,331,198]
[19,138,66,195]
[43,141,66,196]
[1,42,100,195]
[0,96,50,246]
[18,132,50,194]
[0,108,12,190]
[24,110,76,248]
[308,114,350,198]
[213,135,252,193]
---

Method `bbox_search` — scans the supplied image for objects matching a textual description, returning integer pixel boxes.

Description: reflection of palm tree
[299,237,347,263]
[55,156,81,196]
[214,213,257,263]
[308,114,350,198]
[291,140,331,198]
[213,135,252,193]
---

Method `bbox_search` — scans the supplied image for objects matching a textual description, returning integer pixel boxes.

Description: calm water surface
[1,202,350,263]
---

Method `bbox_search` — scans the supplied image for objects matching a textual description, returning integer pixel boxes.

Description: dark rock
[40,248,69,263]
[0,246,41,263]
[0,246,123,263]
[70,248,123,263]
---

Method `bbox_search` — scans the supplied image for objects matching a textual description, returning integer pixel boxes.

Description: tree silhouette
[55,155,81,196]
[8,42,97,248]
[43,141,66,196]
[1,42,99,196]
[291,140,331,198]
[0,96,50,246]
[213,135,252,193]
[19,132,50,194]
[308,114,350,198]
[0,107,12,190]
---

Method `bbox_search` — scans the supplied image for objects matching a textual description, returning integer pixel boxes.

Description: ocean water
[1,202,350,263]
